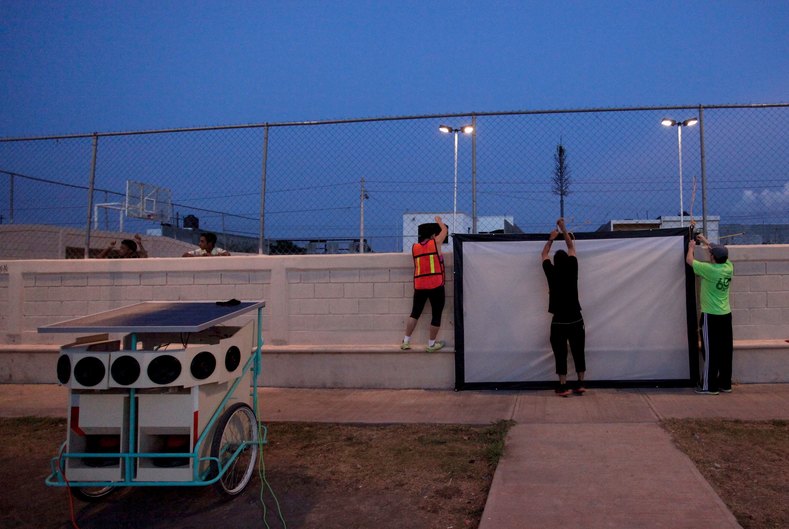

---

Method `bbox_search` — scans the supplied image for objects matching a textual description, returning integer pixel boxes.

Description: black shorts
[410,286,445,327]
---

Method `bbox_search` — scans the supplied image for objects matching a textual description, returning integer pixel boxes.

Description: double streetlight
[661,117,698,227]
[439,124,474,236]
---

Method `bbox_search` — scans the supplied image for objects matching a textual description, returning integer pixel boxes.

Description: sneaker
[573,386,587,395]
[400,341,411,350]
[695,387,719,395]
[720,387,732,393]
[425,340,445,352]
[555,385,571,397]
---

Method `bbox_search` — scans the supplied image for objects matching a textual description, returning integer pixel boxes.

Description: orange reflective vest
[412,239,444,290]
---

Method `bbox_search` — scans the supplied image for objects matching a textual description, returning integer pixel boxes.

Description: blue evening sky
[1,1,787,137]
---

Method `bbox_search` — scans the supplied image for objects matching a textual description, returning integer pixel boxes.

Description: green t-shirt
[692,260,734,315]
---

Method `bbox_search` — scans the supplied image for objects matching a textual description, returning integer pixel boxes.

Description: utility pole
[359,177,369,253]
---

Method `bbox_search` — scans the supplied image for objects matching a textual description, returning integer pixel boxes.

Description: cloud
[740,181,789,212]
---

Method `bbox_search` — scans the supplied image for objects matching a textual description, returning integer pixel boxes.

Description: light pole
[661,117,698,227]
[439,124,474,236]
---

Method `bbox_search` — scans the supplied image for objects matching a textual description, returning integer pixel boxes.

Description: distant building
[598,216,721,244]
[717,224,789,245]
[402,212,523,252]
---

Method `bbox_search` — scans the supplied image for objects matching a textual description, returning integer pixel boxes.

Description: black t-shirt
[542,256,582,322]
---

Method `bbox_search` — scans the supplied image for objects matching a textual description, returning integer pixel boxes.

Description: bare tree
[552,141,571,217]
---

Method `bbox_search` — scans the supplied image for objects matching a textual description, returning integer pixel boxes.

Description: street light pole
[453,131,458,234]
[439,124,474,237]
[661,117,698,227]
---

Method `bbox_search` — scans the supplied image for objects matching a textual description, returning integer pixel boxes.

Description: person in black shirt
[541,218,586,397]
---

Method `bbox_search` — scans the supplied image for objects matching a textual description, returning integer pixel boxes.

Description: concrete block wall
[0,245,786,387]
[0,253,453,349]
[728,245,789,340]
[281,255,453,346]
[0,246,786,345]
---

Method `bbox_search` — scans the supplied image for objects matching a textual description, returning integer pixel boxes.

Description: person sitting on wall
[182,232,230,257]
[97,234,148,258]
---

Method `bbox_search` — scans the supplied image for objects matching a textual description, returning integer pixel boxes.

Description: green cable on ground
[256,397,286,529]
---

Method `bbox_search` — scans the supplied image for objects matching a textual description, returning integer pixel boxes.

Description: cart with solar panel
[40,300,265,501]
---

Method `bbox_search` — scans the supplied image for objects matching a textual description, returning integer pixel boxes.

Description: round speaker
[73,357,106,387]
[56,355,71,384]
[147,355,182,385]
[111,355,141,386]
[225,346,241,372]
[190,351,216,380]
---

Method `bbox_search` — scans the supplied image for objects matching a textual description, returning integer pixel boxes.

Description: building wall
[0,225,198,260]
[0,245,786,346]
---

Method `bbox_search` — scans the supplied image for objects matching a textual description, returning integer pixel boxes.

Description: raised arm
[542,229,559,261]
[557,218,575,256]
[97,240,116,259]
[134,234,148,258]
[686,239,696,266]
[433,216,448,248]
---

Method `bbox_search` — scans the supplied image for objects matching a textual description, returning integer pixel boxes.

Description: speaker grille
[111,355,141,386]
[56,355,71,384]
[147,355,182,385]
[225,346,241,372]
[73,357,106,387]
[190,351,217,380]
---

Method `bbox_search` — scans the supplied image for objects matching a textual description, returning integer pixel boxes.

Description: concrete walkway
[2,383,788,528]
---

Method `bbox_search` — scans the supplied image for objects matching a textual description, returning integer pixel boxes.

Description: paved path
[3,383,788,528]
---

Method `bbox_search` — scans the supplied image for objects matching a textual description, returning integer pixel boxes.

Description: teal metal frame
[45,305,265,489]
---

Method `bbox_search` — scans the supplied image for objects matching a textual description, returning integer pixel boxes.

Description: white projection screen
[452,229,698,389]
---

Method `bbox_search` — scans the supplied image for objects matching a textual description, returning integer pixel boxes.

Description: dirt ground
[2,417,787,529]
[661,418,789,529]
[0,418,510,529]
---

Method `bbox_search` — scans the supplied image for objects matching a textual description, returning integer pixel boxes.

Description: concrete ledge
[0,345,60,383]
[260,344,455,389]
[2,340,786,386]
[733,339,789,384]
[734,339,789,350]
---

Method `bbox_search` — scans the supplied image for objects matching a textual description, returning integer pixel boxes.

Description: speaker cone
[147,355,182,385]
[111,355,141,386]
[190,351,216,380]
[56,355,71,384]
[225,346,241,372]
[73,357,106,387]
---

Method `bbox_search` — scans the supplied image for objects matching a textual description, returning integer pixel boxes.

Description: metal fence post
[259,124,269,254]
[8,172,13,224]
[698,106,708,237]
[471,114,477,234]
[84,133,99,259]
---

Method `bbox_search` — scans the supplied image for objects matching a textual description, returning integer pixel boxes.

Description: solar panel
[38,301,265,333]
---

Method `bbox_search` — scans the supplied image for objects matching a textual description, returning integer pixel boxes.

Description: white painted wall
[0,253,454,348]
[0,245,787,346]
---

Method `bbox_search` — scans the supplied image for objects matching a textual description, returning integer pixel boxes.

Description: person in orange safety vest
[401,216,448,352]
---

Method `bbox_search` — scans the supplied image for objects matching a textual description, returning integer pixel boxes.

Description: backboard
[125,180,172,223]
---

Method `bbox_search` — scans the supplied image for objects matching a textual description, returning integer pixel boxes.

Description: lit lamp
[661,117,698,227]
[438,124,474,236]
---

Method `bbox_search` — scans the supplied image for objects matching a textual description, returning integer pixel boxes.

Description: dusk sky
[1,1,787,138]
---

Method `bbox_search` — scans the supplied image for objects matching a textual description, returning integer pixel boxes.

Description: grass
[662,418,789,529]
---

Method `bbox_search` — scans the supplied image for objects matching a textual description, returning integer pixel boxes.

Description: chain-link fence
[1,104,787,258]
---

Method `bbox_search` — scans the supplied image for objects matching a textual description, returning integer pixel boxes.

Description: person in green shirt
[686,233,734,395]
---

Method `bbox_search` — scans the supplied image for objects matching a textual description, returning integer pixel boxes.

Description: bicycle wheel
[210,403,258,496]
[57,443,117,502]
[72,485,115,502]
